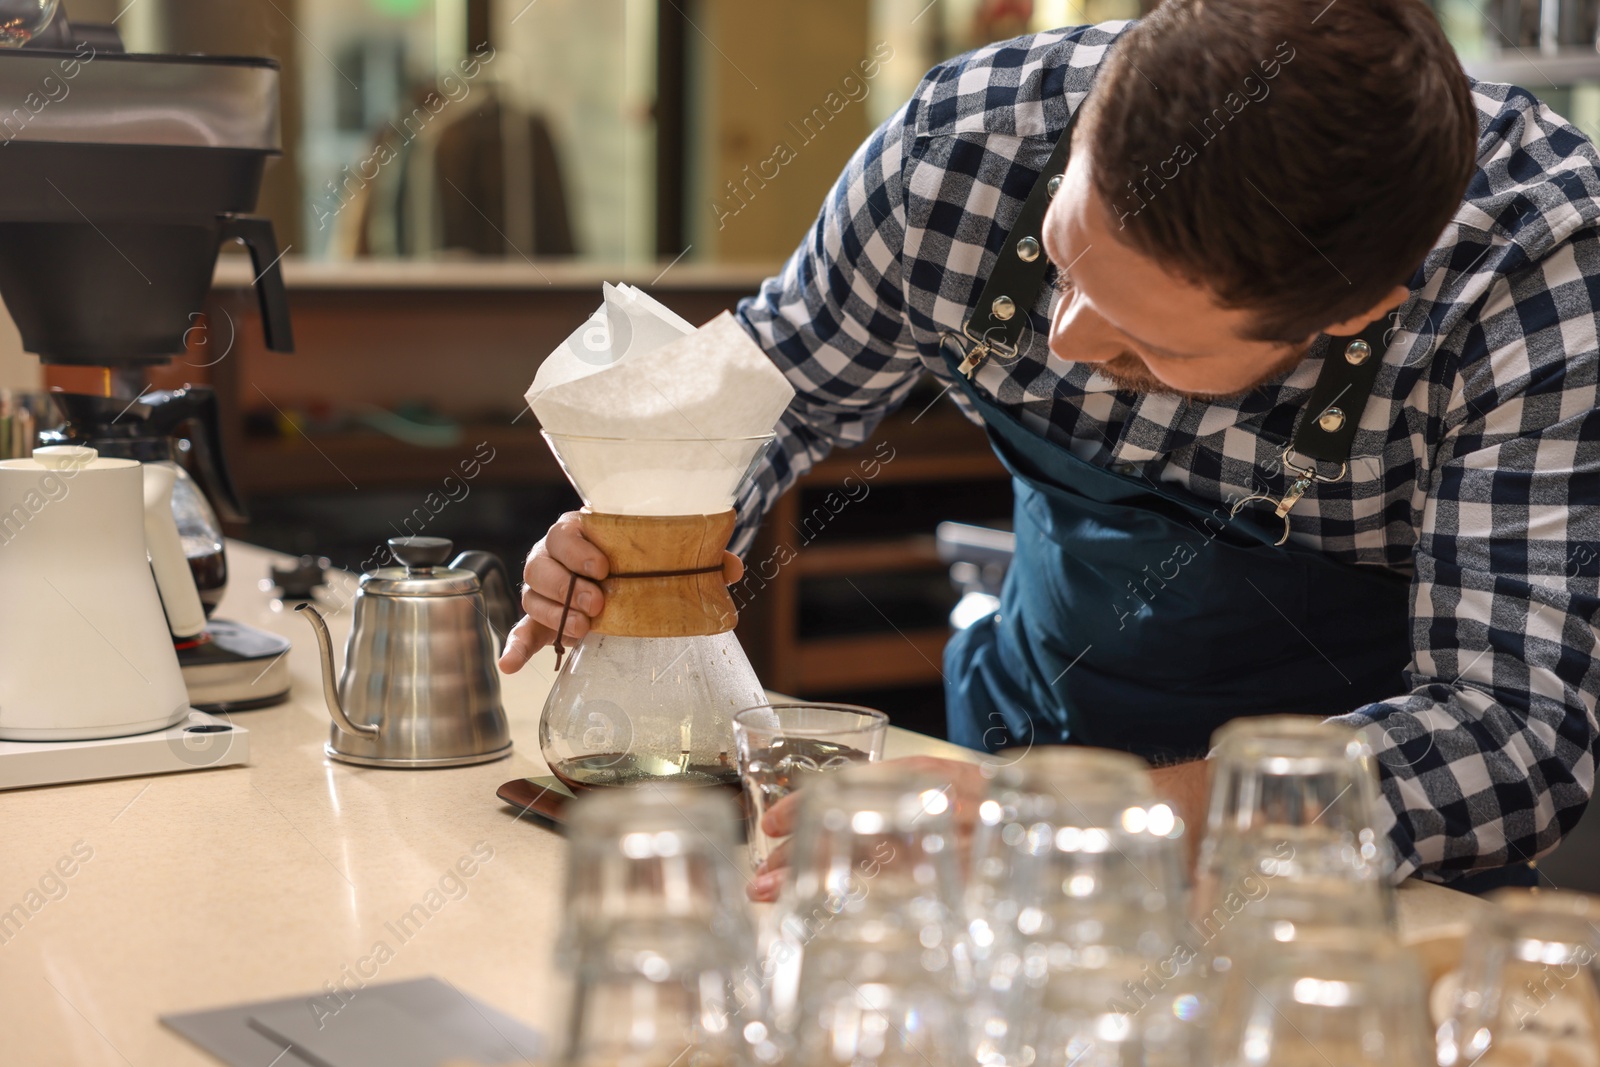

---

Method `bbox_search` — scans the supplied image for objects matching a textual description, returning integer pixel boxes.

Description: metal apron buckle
[943,320,1021,379]
[1230,447,1348,546]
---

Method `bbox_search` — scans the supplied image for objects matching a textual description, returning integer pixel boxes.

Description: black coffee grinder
[0,9,296,711]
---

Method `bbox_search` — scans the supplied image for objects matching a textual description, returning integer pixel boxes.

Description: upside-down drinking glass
[556,783,778,1066]
[965,747,1201,1067]
[1435,888,1600,1067]
[1195,716,1395,971]
[763,762,967,1064]
[1211,927,1435,1067]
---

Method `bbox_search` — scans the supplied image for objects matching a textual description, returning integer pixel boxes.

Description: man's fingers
[502,511,611,675]
[525,555,604,614]
[749,868,784,902]
[761,790,803,839]
[545,514,610,579]
[760,837,793,875]
[497,615,551,674]
[521,591,592,641]
[750,838,793,902]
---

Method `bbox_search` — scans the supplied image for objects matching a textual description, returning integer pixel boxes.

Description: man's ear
[1314,284,1411,339]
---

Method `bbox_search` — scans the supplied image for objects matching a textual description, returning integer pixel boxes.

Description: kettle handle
[450,550,517,651]
[142,465,207,639]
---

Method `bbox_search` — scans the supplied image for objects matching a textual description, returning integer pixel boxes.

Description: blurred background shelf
[1463,48,1600,86]
[235,424,561,493]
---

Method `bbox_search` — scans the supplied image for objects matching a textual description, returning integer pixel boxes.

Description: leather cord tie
[551,563,726,671]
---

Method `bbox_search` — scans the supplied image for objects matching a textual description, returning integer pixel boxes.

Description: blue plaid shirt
[732,22,1600,882]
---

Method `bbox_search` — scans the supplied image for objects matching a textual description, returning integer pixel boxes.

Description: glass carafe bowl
[539,631,764,790]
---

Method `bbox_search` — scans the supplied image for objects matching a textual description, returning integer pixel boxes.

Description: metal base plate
[179,619,293,712]
[324,740,513,769]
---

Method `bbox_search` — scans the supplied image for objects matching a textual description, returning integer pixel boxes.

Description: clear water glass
[1211,927,1435,1067]
[731,702,889,867]
[1195,716,1395,967]
[965,747,1200,1067]
[1436,889,1600,1067]
[557,783,777,1066]
[763,762,967,1063]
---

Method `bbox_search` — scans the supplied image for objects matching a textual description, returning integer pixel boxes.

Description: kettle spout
[295,604,380,737]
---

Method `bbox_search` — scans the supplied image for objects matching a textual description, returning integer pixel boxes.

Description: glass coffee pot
[44,386,245,614]
[537,431,772,790]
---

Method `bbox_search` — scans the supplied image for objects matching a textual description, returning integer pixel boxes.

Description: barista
[502,0,1600,895]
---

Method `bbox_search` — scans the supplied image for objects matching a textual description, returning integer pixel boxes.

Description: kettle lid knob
[388,536,454,571]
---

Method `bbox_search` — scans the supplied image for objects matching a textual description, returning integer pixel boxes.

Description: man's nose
[1048,290,1123,365]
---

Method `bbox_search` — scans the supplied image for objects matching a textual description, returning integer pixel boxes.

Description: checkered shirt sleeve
[1331,236,1600,881]
[729,99,923,558]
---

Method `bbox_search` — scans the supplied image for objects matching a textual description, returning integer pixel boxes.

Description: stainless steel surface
[179,635,292,711]
[0,51,280,149]
[448,549,516,646]
[359,536,480,597]
[295,538,511,768]
[358,563,482,597]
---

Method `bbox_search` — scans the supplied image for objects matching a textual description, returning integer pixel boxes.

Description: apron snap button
[1317,407,1347,432]
[991,295,1017,321]
[1344,340,1372,365]
[1047,174,1063,197]
[1016,236,1040,262]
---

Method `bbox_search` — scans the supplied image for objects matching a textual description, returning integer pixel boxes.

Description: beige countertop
[0,541,1483,1067]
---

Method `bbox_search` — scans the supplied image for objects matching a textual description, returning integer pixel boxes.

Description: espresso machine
[0,7,294,785]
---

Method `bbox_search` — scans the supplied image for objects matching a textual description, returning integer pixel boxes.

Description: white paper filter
[528,284,794,515]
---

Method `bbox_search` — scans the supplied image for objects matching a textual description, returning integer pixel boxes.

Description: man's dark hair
[1080,0,1477,343]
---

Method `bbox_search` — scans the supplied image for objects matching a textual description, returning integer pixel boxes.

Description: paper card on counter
[528,308,795,440]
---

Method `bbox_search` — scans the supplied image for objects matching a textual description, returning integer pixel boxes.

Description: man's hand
[747,755,990,902]
[744,754,1213,902]
[498,512,609,674]
[1148,759,1211,868]
[498,511,745,674]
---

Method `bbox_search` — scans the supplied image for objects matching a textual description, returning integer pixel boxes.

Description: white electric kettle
[0,445,201,740]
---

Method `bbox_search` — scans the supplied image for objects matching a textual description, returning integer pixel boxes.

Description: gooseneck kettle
[297,537,515,768]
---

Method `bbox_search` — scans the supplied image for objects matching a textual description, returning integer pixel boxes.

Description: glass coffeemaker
[537,432,773,790]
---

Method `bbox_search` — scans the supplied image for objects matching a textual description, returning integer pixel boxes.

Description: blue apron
[939,346,1537,891]
[941,342,1413,762]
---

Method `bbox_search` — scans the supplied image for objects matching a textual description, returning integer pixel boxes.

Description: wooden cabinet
[735,392,1011,714]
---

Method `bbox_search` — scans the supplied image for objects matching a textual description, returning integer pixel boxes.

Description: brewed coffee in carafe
[44,387,246,614]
